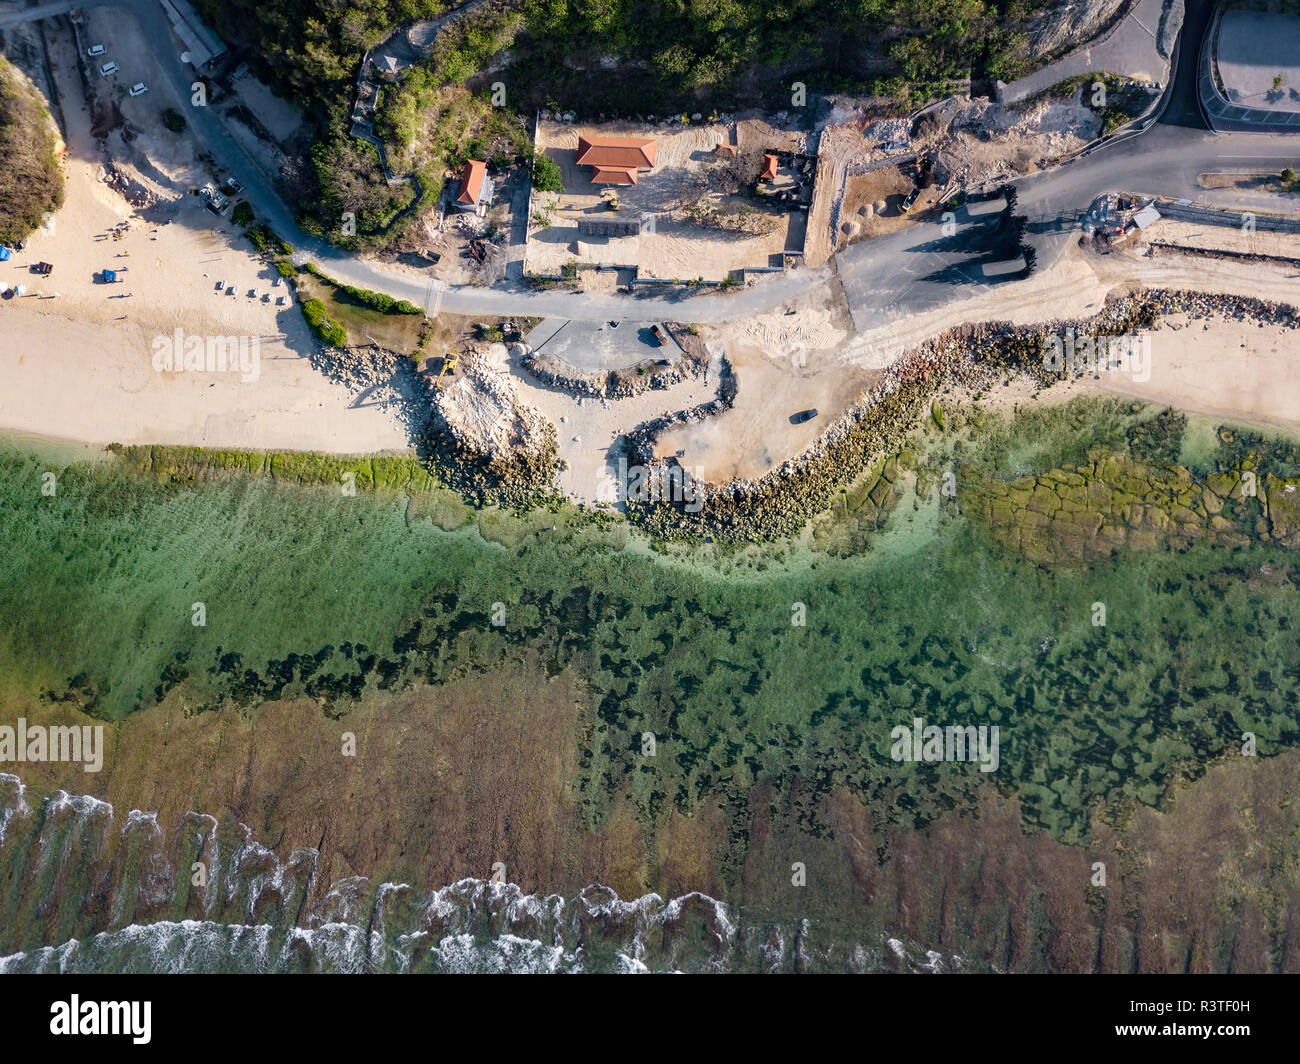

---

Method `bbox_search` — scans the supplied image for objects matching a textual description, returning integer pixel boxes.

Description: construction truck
[435,352,460,389]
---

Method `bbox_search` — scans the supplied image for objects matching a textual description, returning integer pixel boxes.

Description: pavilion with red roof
[575,135,658,185]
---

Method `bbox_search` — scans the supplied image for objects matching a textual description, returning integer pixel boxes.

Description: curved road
[837,0,1299,332]
[5,0,1297,330]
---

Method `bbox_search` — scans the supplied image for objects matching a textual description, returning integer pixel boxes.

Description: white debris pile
[862,117,911,150]
[436,347,550,460]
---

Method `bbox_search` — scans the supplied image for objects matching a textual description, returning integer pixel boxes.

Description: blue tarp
[0,246,10,261]
[102,270,117,283]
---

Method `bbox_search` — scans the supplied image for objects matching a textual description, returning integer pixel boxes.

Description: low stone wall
[521,345,708,400]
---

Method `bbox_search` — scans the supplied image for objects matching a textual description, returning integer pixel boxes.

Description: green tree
[531,152,564,193]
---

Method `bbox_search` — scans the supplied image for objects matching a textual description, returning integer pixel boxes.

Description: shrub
[162,108,186,133]
[301,298,347,347]
[0,56,65,244]
[532,152,563,193]
[232,201,254,226]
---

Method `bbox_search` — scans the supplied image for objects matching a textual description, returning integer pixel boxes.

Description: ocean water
[1,410,1298,971]
[0,775,961,973]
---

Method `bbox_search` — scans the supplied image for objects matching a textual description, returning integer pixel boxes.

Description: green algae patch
[5,398,1300,847]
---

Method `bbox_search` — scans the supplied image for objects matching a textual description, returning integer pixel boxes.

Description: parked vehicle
[87,44,106,58]
[650,324,668,346]
[899,187,920,213]
[99,61,118,77]
[198,184,229,214]
[790,408,819,424]
[129,83,148,97]
[223,176,243,194]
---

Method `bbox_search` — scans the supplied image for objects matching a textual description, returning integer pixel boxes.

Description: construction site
[526,117,813,284]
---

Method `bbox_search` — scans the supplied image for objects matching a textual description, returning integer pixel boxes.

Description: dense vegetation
[200,0,1044,114]
[0,57,65,246]
[301,297,348,346]
[195,0,1051,246]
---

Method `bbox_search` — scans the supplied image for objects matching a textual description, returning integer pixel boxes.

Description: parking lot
[524,317,684,371]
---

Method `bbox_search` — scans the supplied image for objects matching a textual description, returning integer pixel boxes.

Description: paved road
[7,0,1298,331]
[838,0,1299,332]
[0,0,98,27]
[1000,0,1174,105]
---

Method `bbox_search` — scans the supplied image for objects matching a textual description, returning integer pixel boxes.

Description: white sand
[0,13,409,457]
[0,306,410,452]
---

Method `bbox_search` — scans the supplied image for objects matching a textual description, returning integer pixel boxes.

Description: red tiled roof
[589,166,639,185]
[457,160,487,204]
[714,143,737,156]
[576,136,657,170]
[761,153,778,180]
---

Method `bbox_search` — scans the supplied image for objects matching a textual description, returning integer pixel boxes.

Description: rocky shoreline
[308,342,562,508]
[623,289,1298,542]
[304,289,1295,534]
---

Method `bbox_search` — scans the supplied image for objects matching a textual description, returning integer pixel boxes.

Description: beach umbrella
[14,285,27,296]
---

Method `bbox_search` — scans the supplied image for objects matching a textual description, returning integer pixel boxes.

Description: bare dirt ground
[390,194,513,285]
[942,96,1100,185]
[437,349,550,458]
[1142,217,1300,260]
[529,118,801,281]
[653,287,872,483]
[809,94,1100,261]
[839,164,941,245]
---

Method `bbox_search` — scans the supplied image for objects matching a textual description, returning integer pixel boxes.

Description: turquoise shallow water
[2,439,1297,837]
[1,416,1299,970]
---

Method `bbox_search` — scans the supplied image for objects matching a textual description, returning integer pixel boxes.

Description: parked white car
[87,44,106,58]
[99,61,118,77]
[129,83,149,97]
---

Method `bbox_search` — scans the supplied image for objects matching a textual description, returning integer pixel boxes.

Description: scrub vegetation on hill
[0,56,65,246]
[194,0,1049,246]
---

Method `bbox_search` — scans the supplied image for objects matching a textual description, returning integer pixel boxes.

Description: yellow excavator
[435,351,459,390]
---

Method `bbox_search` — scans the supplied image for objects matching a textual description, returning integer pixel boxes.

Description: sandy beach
[0,10,410,456]
[0,7,1295,485]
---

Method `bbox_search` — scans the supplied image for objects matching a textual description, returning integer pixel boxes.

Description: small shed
[761,154,778,180]
[1132,204,1162,230]
[455,159,491,213]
